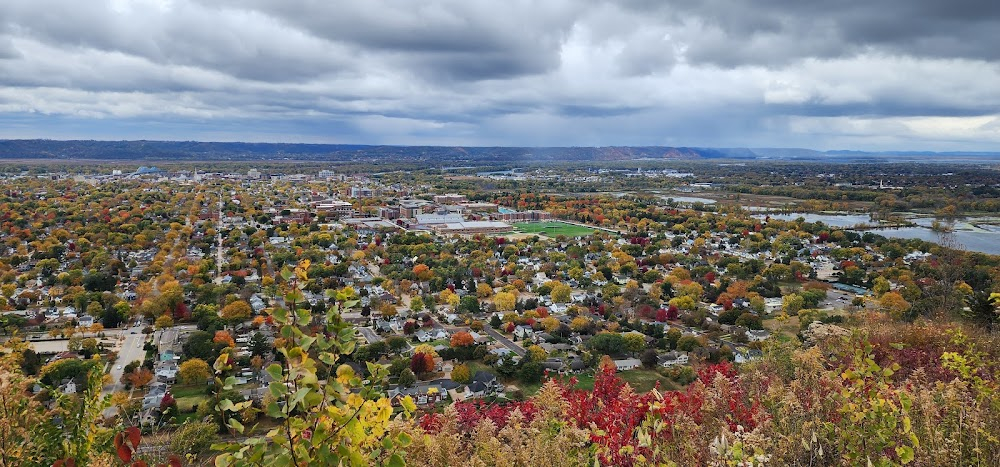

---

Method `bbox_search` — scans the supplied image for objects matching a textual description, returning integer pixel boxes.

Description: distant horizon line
[1,138,998,156]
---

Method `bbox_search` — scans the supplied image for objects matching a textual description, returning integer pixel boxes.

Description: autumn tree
[179,358,211,385]
[450,331,474,347]
[213,330,235,347]
[410,352,435,376]
[127,368,153,388]
[451,363,471,384]
[476,282,494,299]
[527,344,547,362]
[155,314,174,329]
[551,282,572,303]
[494,291,517,312]
[220,300,252,325]
[879,291,912,320]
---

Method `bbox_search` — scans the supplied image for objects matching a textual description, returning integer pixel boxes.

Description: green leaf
[218,399,235,411]
[272,307,288,322]
[300,335,316,351]
[397,432,413,447]
[266,364,284,381]
[296,308,311,326]
[387,453,405,467]
[269,381,288,397]
[318,352,338,365]
[228,418,245,434]
[266,401,286,419]
[896,445,914,464]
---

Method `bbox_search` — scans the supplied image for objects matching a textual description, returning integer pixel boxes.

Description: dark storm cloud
[0,0,997,150]
[622,0,1000,67]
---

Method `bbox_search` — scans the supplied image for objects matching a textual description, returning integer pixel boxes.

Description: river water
[759,213,1000,255]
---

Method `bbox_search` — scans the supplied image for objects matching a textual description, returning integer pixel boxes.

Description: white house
[614,358,641,371]
[658,351,689,367]
[747,329,771,342]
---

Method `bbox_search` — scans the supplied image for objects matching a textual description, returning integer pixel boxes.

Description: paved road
[357,327,383,344]
[483,327,526,357]
[104,326,145,395]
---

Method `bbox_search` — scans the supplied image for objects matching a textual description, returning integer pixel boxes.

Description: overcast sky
[1,0,998,150]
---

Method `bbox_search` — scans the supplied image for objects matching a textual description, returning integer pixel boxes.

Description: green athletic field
[512,221,597,237]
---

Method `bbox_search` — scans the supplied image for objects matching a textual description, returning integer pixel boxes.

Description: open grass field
[513,221,597,238]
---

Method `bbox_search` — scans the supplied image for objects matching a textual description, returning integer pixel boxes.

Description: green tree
[963,290,998,330]
[451,363,471,384]
[665,328,682,349]
[248,331,270,357]
[398,368,416,388]
[872,276,891,297]
[676,335,701,352]
[460,296,482,315]
[587,333,625,355]
[623,333,647,355]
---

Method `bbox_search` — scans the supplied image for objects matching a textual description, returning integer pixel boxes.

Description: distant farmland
[512,221,597,238]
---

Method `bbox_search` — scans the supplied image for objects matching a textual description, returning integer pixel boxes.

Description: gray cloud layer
[0,0,998,150]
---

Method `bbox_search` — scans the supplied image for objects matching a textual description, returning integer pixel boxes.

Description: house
[155,365,178,383]
[735,349,763,364]
[532,332,553,344]
[747,329,771,342]
[540,358,566,374]
[374,319,393,334]
[614,358,642,371]
[658,351,690,367]
[468,331,487,343]
[467,371,504,398]
[142,383,169,410]
[249,295,267,313]
[615,358,642,371]
[395,380,459,405]
[514,325,533,340]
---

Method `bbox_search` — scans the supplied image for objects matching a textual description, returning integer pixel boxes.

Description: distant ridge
[0,139,997,163]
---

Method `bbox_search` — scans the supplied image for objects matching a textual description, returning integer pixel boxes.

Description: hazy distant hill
[0,139,997,163]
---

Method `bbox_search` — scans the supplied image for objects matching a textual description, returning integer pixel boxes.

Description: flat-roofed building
[433,221,512,236]
[433,193,467,204]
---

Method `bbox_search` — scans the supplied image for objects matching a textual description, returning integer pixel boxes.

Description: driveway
[357,327,383,344]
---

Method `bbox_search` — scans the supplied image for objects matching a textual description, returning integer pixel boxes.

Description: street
[104,325,146,395]
[357,326,383,343]
[482,326,526,357]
